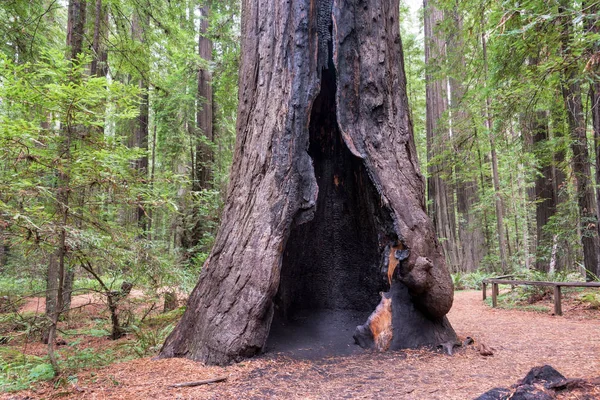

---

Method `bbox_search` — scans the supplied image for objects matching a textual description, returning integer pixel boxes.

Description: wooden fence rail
[481,278,600,316]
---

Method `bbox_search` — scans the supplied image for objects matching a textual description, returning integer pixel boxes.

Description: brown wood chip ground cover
[4,290,600,399]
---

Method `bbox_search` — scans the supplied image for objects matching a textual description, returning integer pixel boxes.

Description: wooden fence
[481,277,600,316]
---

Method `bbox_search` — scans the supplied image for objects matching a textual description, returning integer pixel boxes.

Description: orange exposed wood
[368,292,393,351]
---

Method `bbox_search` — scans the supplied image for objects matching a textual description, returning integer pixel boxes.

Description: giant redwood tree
[160,0,456,365]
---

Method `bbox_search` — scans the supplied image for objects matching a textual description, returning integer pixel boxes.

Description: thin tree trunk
[550,91,569,271]
[423,0,460,272]
[594,81,600,255]
[0,231,8,269]
[91,0,108,78]
[148,123,157,239]
[194,3,213,190]
[475,126,492,253]
[45,0,87,367]
[131,11,149,235]
[481,24,508,272]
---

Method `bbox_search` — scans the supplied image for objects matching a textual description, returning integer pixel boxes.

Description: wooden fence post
[553,285,562,316]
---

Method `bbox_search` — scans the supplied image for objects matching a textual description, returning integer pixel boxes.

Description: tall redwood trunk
[194,4,213,190]
[447,6,484,273]
[549,92,570,271]
[131,11,149,234]
[560,1,600,279]
[189,3,214,249]
[522,111,556,272]
[423,0,460,272]
[481,22,508,272]
[91,0,108,79]
[587,2,600,274]
[160,0,455,365]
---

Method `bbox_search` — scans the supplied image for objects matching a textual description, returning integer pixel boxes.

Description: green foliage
[0,278,45,298]
[0,49,147,286]
[452,270,496,290]
[415,0,600,275]
[57,347,125,372]
[0,0,242,284]
[0,301,184,392]
[0,349,53,392]
[400,1,427,165]
[580,293,600,309]
[27,363,55,381]
[127,306,183,356]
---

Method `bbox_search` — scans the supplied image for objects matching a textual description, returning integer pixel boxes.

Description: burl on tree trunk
[160,0,456,365]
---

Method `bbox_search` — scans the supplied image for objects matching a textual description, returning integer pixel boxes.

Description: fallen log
[167,376,227,388]
[476,365,600,399]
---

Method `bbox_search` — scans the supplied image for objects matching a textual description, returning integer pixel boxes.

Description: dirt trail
[18,290,149,314]
[6,291,600,399]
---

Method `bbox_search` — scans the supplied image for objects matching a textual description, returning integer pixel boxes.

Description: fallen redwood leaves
[4,291,599,400]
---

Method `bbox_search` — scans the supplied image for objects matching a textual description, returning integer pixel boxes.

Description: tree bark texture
[561,78,600,279]
[560,2,600,279]
[67,0,87,61]
[190,3,214,250]
[588,2,600,267]
[0,240,7,269]
[160,0,455,365]
[423,0,460,272]
[522,111,556,272]
[481,27,508,272]
[131,11,149,233]
[194,4,214,191]
[90,0,108,78]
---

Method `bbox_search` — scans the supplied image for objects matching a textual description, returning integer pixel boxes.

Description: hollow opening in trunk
[266,56,397,358]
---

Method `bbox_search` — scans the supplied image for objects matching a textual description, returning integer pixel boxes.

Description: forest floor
[3,290,600,399]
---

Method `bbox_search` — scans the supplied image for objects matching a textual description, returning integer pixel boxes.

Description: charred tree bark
[423,0,460,272]
[160,0,455,365]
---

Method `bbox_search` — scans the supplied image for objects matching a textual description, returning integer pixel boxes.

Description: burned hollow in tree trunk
[267,56,393,356]
[160,0,456,366]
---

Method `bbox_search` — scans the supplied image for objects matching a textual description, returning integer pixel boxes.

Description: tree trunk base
[267,282,456,358]
[159,0,456,365]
